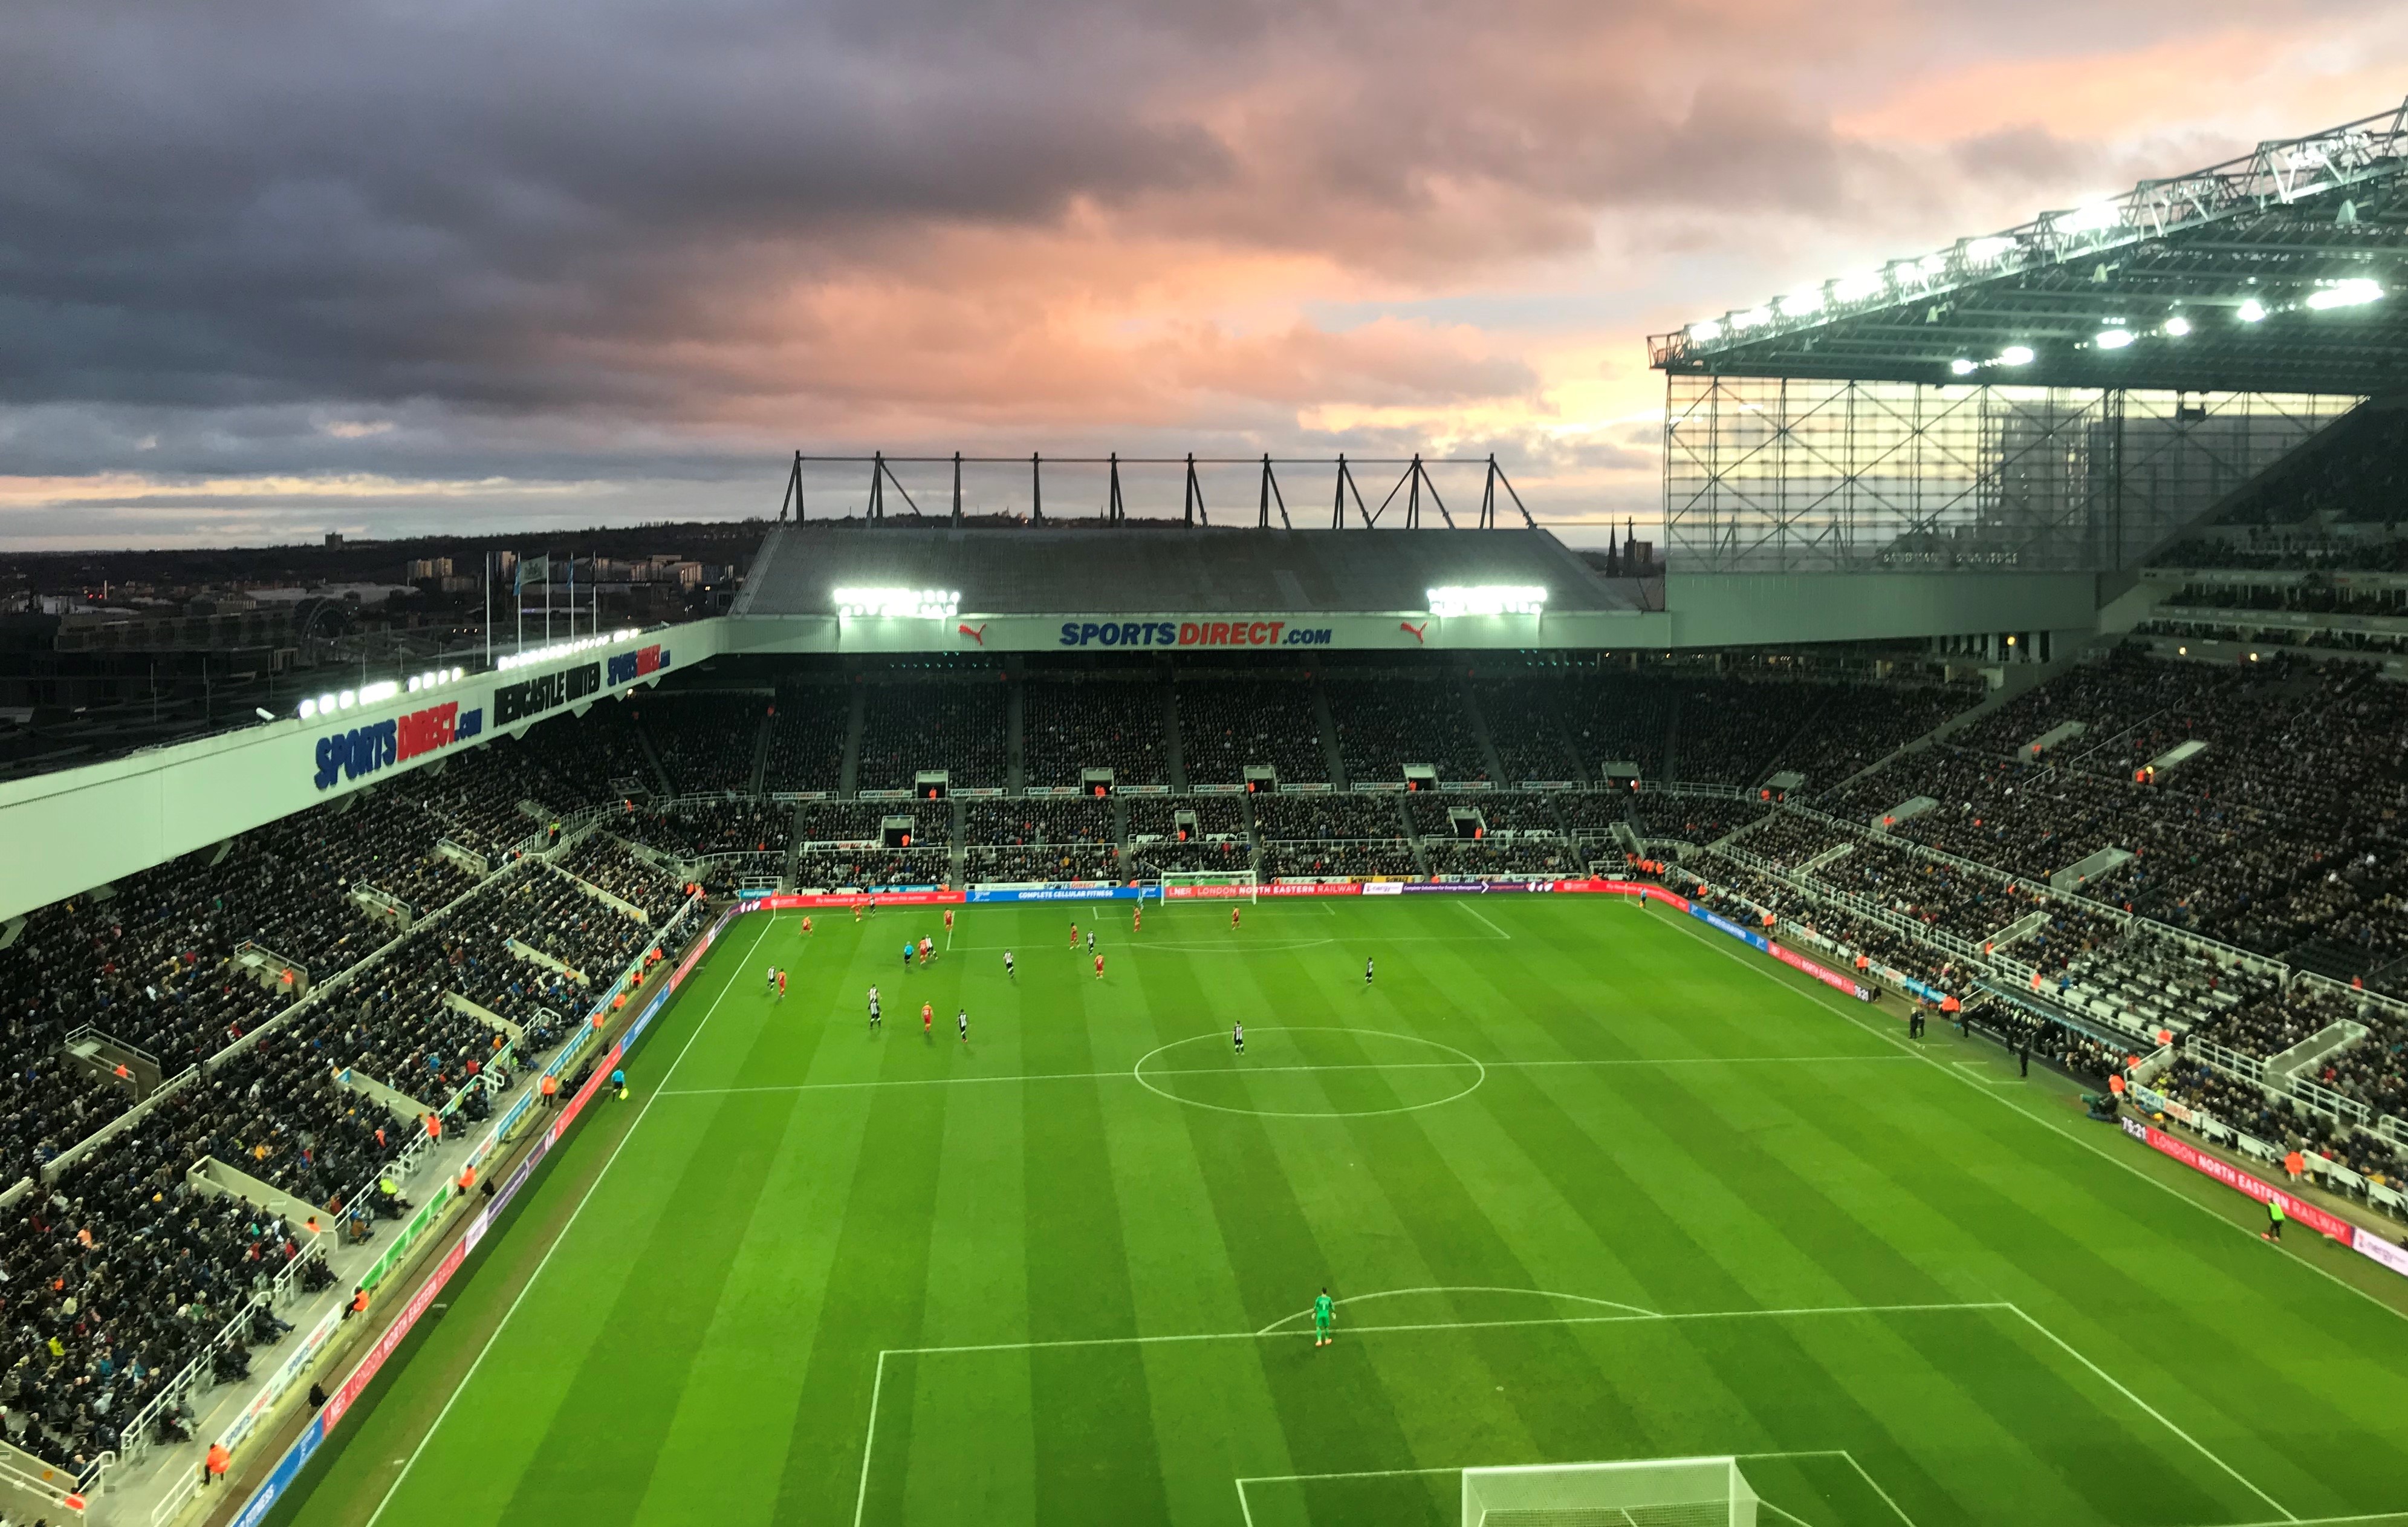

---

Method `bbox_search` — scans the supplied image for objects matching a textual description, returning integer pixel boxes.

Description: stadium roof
[733,526,1640,617]
[1649,97,2408,395]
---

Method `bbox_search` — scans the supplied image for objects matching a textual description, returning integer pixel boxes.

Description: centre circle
[1132,1026,1486,1118]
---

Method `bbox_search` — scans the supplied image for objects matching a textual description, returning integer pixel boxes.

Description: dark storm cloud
[1,0,2393,542]
[0,0,1858,434]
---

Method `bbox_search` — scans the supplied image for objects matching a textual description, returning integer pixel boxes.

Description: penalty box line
[1233,1450,1914,1527]
[852,1299,2293,1527]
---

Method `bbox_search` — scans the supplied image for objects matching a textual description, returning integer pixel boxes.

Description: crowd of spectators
[1124,797,1251,875]
[641,692,770,796]
[1323,676,1488,783]
[556,835,690,922]
[1630,794,1769,846]
[1251,793,1409,844]
[790,848,952,889]
[857,682,1008,791]
[1670,680,1831,787]
[1023,680,1167,788]
[1253,794,1415,879]
[616,802,793,860]
[1260,842,1420,878]
[1404,790,1563,840]
[1424,839,1579,879]
[1472,677,1585,783]
[1173,679,1327,786]
[1551,673,1673,780]
[762,683,851,793]
[513,699,658,804]
[964,799,1112,847]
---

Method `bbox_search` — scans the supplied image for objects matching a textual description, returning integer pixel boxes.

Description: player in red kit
[1094,952,1105,980]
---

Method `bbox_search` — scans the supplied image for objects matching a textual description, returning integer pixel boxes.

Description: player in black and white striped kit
[868,985,882,1029]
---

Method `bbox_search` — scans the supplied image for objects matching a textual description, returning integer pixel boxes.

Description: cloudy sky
[2,0,2402,548]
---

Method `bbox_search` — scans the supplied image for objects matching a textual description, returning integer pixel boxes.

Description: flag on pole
[514,554,550,593]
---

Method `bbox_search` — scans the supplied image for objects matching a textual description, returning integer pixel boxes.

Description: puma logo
[958,622,988,646]
[1399,620,1427,645]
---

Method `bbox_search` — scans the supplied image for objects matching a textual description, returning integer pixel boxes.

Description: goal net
[1462,1456,1758,1527]
[1156,871,1258,904]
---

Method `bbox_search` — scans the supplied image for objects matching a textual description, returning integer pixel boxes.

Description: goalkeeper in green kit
[1313,1287,1335,1348]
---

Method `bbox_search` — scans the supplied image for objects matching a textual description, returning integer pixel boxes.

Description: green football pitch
[273,894,2408,1527]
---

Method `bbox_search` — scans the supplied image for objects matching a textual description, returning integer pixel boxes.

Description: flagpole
[566,554,576,641]
[515,549,524,656]
[483,551,492,666]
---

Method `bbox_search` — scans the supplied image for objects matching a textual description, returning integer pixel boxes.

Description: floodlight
[2305,278,2382,310]
[1916,255,1946,281]
[1426,585,1546,617]
[337,689,357,711]
[1965,236,2016,265]
[1730,306,1773,331]
[1832,271,1885,302]
[1949,358,1978,376]
[2094,329,2135,350]
[833,587,962,620]
[1997,345,2034,366]
[1779,288,1823,319]
[1687,319,1723,343]
[2236,299,2267,323]
[2060,200,2121,233]
[296,699,317,719]
[2161,316,2191,337]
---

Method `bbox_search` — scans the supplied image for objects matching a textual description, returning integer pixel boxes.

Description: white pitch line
[2004,1302,2294,1522]
[1650,908,2408,1326]
[1254,1284,1658,1336]
[653,1052,1907,1098]
[361,913,776,1527]
[1459,902,1513,940]
[880,1299,2012,1358]
[851,1349,888,1527]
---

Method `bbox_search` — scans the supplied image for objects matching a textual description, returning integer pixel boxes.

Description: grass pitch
[274,894,2408,1526]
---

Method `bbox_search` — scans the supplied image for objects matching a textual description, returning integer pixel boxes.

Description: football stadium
[7,99,2408,1527]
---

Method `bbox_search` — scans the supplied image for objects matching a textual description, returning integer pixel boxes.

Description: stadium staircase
[748,707,771,795]
[1308,676,1348,787]
[1163,683,1189,792]
[1005,674,1026,795]
[1456,677,1511,784]
[633,723,675,798]
[949,798,968,887]
[838,688,865,798]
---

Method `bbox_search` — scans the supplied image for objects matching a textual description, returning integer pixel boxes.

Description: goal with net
[1462,1456,1759,1527]
[1155,871,1259,904]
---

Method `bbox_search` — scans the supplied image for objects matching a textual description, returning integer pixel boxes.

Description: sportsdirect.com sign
[1057,619,1332,648]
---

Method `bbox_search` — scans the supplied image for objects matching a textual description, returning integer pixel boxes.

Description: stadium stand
[1470,676,1586,783]
[1124,796,1252,875]
[1022,677,1167,788]
[1172,677,1327,786]
[1323,675,1488,783]
[1253,793,1418,878]
[857,680,1009,792]
[640,692,770,795]
[762,682,851,794]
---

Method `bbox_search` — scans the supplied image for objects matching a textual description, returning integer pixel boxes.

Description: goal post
[1462,1456,1757,1527]
[1155,871,1259,904]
